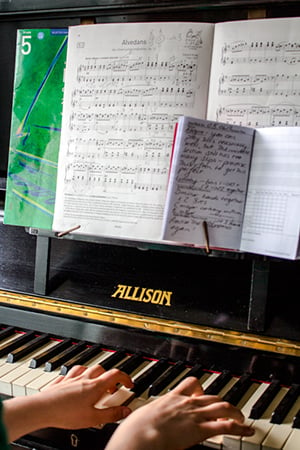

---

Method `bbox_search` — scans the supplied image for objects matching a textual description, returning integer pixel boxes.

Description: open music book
[161,117,300,260]
[4,19,300,258]
[51,18,300,252]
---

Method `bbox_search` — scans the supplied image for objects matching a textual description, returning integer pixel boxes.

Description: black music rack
[28,227,271,333]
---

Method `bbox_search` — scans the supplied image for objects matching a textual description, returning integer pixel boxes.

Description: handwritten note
[161,116,255,249]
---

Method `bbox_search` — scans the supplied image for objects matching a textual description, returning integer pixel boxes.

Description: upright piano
[0,1,299,449]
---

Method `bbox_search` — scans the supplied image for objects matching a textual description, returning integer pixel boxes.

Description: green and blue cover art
[4,29,68,229]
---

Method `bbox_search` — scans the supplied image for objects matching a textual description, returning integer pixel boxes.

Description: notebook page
[240,127,300,259]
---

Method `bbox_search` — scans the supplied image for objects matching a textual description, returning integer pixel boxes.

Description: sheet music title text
[122,39,147,45]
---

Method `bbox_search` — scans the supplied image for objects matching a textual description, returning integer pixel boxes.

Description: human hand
[106,376,255,450]
[41,364,134,428]
[3,364,133,442]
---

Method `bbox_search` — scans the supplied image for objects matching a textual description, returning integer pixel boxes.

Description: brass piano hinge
[0,289,299,357]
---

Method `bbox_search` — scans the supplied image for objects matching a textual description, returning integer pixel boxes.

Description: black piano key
[6,333,50,363]
[149,361,186,396]
[0,330,36,358]
[271,384,300,424]
[292,408,300,429]
[170,363,204,390]
[60,344,104,375]
[99,350,127,371]
[29,338,74,368]
[116,353,144,375]
[249,379,281,419]
[223,373,252,406]
[0,326,15,341]
[132,359,169,397]
[204,370,232,395]
[44,341,87,372]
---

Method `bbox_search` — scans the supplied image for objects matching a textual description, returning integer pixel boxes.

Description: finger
[201,418,255,439]
[79,364,106,379]
[44,375,65,388]
[191,394,223,407]
[64,365,88,379]
[95,368,134,390]
[93,405,132,425]
[196,401,245,423]
[172,376,204,396]
[46,365,88,388]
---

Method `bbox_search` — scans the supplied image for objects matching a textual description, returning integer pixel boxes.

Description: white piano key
[262,395,300,450]
[240,382,271,418]
[132,370,221,415]
[110,370,240,447]
[204,435,223,449]
[282,428,300,450]
[0,333,24,367]
[201,372,222,390]
[26,349,114,395]
[0,341,57,395]
[26,368,61,395]
[13,367,51,397]
[15,351,101,397]
[218,376,240,398]
[204,376,244,450]
[126,358,154,380]
[108,364,196,415]
[98,360,157,409]
[126,396,150,411]
[223,380,271,450]
[159,367,191,395]
[240,387,288,450]
[12,340,75,396]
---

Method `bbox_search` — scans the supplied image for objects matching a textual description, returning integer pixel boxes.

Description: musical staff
[221,40,300,66]
[218,74,300,97]
[216,104,300,127]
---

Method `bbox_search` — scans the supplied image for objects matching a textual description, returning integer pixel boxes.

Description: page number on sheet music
[21,35,32,55]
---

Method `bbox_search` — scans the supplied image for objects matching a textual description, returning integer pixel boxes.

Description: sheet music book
[4,29,68,229]
[52,18,300,250]
[161,116,300,260]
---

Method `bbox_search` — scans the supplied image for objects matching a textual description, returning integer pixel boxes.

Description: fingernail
[245,427,255,436]
[122,407,131,418]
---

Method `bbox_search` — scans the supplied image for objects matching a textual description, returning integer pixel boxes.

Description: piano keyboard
[0,325,299,450]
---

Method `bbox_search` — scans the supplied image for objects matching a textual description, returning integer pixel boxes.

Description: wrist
[3,394,53,442]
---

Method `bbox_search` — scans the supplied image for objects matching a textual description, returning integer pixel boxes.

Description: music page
[53,22,214,241]
[161,116,255,250]
[207,17,300,127]
[240,127,300,259]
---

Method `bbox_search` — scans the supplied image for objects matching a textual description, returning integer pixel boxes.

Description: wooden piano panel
[1,222,300,343]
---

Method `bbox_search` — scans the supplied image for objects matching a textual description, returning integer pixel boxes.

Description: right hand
[105,376,255,450]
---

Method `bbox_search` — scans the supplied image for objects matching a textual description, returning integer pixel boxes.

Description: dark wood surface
[1,221,300,342]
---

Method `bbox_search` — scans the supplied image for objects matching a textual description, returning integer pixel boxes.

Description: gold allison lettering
[111,284,172,307]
